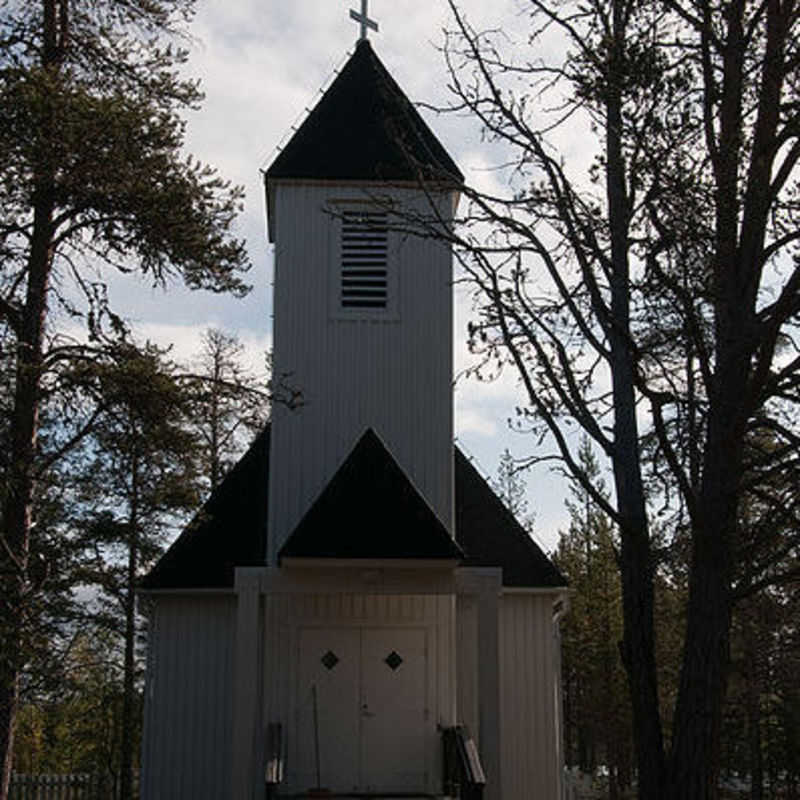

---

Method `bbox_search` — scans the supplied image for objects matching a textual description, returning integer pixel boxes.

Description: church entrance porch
[230,566,503,800]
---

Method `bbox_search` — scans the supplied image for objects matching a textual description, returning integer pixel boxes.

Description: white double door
[294,626,431,793]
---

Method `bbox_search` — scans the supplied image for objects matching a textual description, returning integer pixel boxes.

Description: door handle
[361,703,375,718]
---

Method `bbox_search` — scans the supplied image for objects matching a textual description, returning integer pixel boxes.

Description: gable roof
[279,428,463,561]
[140,425,566,590]
[265,40,463,186]
[454,448,566,588]
[139,427,270,590]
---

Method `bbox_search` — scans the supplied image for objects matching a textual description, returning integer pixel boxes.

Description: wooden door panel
[294,628,360,792]
[360,627,429,792]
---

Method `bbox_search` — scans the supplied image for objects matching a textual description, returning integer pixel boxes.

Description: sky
[121,0,581,552]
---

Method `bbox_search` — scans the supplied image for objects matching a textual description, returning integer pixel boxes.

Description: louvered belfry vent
[341,210,389,309]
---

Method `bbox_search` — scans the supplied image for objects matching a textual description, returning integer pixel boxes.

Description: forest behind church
[2,2,800,800]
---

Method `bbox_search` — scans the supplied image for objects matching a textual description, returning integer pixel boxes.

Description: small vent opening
[341,211,388,309]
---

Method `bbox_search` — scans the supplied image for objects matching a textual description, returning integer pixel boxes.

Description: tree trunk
[609,764,620,800]
[666,213,748,800]
[605,5,665,796]
[746,644,763,800]
[665,303,746,800]
[617,518,663,800]
[120,456,140,800]
[1,5,63,794]
[0,679,19,800]
[210,353,221,490]
[0,185,56,800]
[667,525,732,800]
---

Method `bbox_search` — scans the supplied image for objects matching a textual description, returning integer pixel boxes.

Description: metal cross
[349,0,378,41]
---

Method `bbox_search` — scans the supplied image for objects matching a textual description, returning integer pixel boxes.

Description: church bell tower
[264,25,464,565]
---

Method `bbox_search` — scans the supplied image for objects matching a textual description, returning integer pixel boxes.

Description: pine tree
[68,342,201,800]
[13,629,125,781]
[491,448,535,533]
[0,3,250,792]
[555,438,632,799]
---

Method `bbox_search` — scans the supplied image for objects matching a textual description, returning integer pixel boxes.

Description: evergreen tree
[491,448,535,533]
[68,342,200,800]
[13,629,125,782]
[722,551,800,797]
[0,3,249,793]
[555,438,632,799]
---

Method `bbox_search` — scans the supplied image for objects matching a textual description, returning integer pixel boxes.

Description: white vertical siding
[141,596,236,800]
[438,593,458,729]
[268,183,456,563]
[262,592,293,737]
[456,594,480,744]
[500,594,563,800]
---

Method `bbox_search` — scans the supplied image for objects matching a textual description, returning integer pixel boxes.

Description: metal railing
[265,722,285,800]
[441,726,486,800]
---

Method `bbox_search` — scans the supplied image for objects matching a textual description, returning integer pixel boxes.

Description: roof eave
[264,175,463,244]
[281,557,461,569]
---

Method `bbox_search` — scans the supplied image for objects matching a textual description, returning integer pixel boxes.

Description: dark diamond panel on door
[384,651,403,671]
[321,650,340,670]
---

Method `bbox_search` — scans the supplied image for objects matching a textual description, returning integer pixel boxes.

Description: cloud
[135,321,272,376]
[455,406,498,438]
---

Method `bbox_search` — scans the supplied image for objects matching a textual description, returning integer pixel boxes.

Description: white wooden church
[139,9,568,800]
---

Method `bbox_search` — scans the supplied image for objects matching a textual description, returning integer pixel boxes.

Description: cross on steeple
[349,0,378,42]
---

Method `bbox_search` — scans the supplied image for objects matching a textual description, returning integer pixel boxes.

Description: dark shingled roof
[279,429,463,561]
[264,40,463,185]
[141,426,566,590]
[139,427,270,590]
[454,448,566,588]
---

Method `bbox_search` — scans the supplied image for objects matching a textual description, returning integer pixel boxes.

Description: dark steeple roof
[265,40,463,185]
[279,428,463,561]
[140,425,566,591]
